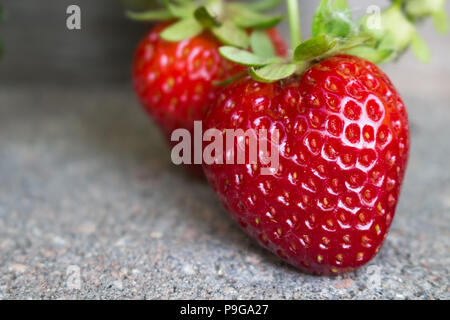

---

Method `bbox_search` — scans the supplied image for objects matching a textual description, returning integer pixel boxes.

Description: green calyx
[357,2,417,63]
[126,0,283,48]
[405,0,449,34]
[218,0,448,83]
[355,0,448,63]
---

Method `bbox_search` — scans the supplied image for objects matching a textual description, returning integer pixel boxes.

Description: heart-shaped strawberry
[203,54,410,275]
[200,0,447,275]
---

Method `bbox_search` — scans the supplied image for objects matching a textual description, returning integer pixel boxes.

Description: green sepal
[195,6,221,28]
[229,3,282,29]
[160,18,204,41]
[127,0,283,49]
[354,3,419,64]
[212,22,250,48]
[406,0,449,34]
[405,0,447,19]
[312,0,354,38]
[250,30,276,58]
[245,0,283,12]
[162,0,196,19]
[346,46,394,64]
[219,46,281,66]
[249,64,297,83]
[411,32,431,63]
[362,4,416,52]
[432,10,449,34]
[337,35,374,51]
[293,35,337,62]
[195,0,224,27]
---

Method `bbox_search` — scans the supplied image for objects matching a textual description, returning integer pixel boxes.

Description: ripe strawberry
[203,55,410,275]
[132,24,287,175]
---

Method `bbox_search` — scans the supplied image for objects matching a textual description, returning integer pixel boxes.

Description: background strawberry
[133,24,287,140]
[129,0,287,175]
[202,0,446,274]
[203,55,410,275]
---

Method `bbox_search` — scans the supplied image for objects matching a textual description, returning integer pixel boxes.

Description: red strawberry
[133,23,287,175]
[203,55,410,275]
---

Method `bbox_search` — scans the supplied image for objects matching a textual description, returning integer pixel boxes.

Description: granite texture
[0,2,449,300]
[0,77,449,299]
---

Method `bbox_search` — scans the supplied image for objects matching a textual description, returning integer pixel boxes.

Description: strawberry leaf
[330,35,374,55]
[346,46,394,64]
[160,18,204,41]
[249,64,297,83]
[212,22,250,48]
[250,30,276,58]
[405,0,447,19]
[195,0,224,27]
[162,0,196,18]
[245,0,282,12]
[359,4,417,61]
[229,3,282,29]
[127,0,283,49]
[293,35,337,62]
[219,46,281,66]
[312,0,353,38]
[312,0,328,35]
[411,32,431,63]
[432,10,449,34]
[195,6,221,28]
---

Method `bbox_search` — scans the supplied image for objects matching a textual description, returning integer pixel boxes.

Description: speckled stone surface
[1,26,450,300]
[0,79,448,299]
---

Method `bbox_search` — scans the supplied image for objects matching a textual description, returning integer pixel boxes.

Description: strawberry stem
[286,0,302,49]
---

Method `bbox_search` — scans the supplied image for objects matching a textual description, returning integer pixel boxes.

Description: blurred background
[0,0,447,92]
[0,0,414,86]
[0,0,144,85]
[0,0,449,299]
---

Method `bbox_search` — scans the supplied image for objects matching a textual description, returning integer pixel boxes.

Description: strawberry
[133,24,238,140]
[133,24,287,139]
[203,55,410,275]
[129,1,287,175]
[201,0,445,274]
